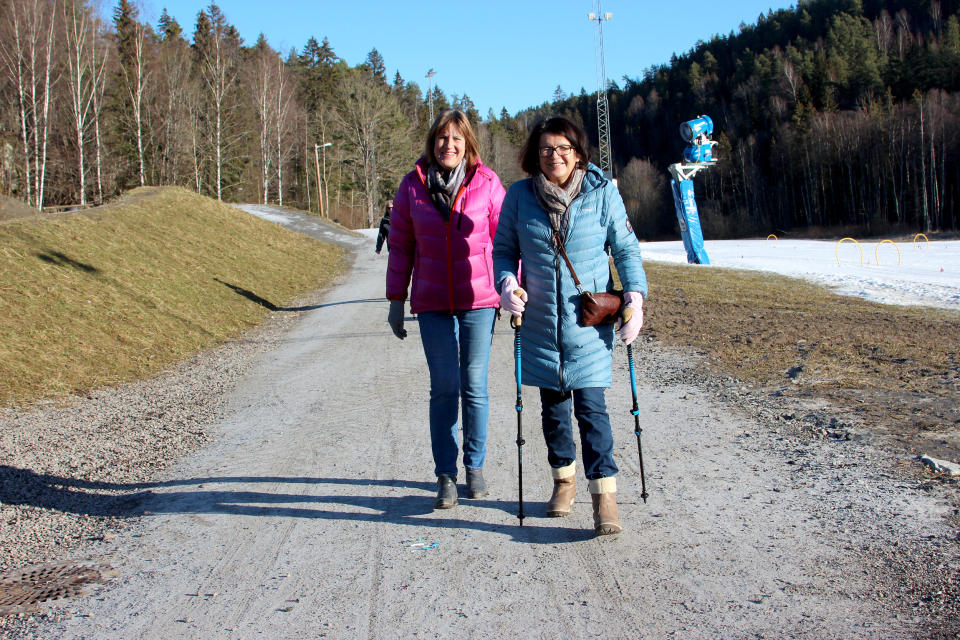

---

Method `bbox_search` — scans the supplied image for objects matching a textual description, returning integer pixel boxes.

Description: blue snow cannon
[683,143,713,163]
[680,115,713,143]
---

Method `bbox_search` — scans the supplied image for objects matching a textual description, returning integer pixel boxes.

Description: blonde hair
[424,109,480,168]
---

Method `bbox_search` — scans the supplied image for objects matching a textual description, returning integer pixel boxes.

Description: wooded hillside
[540,0,960,237]
[1,0,956,237]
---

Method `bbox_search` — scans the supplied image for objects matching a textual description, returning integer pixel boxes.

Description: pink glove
[499,275,527,318]
[618,291,644,345]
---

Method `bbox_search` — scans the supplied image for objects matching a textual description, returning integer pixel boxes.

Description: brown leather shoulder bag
[554,233,623,326]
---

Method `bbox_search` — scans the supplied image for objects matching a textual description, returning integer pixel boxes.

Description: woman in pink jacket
[386,110,506,510]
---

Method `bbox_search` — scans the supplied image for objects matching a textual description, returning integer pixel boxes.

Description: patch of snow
[641,239,959,310]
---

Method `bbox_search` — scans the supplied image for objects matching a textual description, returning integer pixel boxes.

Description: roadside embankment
[0,187,345,408]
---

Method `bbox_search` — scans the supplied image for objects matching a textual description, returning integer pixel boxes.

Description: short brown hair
[425,109,480,168]
[518,116,591,175]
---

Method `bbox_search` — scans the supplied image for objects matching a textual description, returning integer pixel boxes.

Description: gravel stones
[0,294,312,580]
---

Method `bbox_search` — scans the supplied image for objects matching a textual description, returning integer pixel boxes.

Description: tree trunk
[917,92,930,232]
[0,5,34,206]
[36,0,55,210]
[64,0,97,205]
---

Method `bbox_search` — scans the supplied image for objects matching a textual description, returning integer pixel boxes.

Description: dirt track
[20,206,958,639]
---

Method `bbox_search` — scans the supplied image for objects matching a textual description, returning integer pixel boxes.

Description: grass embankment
[0,186,345,408]
[643,262,960,456]
[0,195,38,222]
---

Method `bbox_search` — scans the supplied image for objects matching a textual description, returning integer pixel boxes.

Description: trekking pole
[624,308,649,503]
[511,313,525,525]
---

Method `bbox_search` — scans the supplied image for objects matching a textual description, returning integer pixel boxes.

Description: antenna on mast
[588,3,613,179]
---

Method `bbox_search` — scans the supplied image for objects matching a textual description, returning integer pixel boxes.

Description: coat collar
[579,163,608,194]
[526,163,606,197]
[414,156,482,187]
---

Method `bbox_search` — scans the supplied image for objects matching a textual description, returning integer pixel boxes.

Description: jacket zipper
[446,184,468,313]
[554,248,565,392]
[416,163,478,315]
[553,190,589,393]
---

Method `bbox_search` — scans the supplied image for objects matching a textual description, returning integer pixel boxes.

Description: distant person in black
[375,201,393,254]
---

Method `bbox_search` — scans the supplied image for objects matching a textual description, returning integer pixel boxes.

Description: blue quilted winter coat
[492,164,647,391]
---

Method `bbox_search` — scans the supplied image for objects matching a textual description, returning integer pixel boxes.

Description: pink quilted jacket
[386,157,506,314]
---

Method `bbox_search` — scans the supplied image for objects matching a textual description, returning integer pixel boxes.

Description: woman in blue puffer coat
[492,116,647,536]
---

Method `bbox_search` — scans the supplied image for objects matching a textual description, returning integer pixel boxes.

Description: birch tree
[0,0,57,209]
[274,54,294,206]
[334,68,410,226]
[249,35,275,204]
[62,0,105,204]
[194,4,240,201]
[155,11,196,187]
[88,13,109,203]
[114,0,151,187]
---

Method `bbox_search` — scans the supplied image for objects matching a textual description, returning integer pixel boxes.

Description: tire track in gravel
[363,432,393,640]
[568,541,643,635]
[359,385,407,640]
[172,430,323,629]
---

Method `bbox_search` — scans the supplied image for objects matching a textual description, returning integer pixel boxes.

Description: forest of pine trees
[547,0,960,237]
[1,0,957,237]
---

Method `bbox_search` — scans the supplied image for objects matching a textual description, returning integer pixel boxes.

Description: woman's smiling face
[538,132,581,187]
[434,124,465,171]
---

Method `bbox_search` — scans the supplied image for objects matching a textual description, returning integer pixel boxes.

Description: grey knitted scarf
[427,160,467,221]
[533,168,585,244]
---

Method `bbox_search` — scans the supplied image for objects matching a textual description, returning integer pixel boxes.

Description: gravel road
[3,206,958,638]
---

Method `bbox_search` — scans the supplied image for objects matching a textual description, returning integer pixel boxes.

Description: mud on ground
[645,262,960,463]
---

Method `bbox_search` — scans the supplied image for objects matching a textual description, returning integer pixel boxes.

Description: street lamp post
[426,68,436,123]
[314,142,332,217]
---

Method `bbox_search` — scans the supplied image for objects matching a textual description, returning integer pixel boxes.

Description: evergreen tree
[364,48,386,82]
[158,9,182,41]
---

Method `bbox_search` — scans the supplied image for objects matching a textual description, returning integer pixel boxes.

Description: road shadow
[214,278,386,313]
[0,467,586,544]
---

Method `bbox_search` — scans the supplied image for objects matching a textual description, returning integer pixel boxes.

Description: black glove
[388,300,407,339]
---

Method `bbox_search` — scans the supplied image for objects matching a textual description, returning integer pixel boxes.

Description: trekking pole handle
[509,289,524,328]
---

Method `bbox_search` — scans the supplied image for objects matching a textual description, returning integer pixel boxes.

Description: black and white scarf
[427,160,467,221]
[533,168,585,244]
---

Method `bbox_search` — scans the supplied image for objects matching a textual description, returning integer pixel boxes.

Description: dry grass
[0,195,39,222]
[0,186,345,407]
[643,262,960,457]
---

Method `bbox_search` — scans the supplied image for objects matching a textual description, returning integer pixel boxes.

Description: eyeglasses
[539,145,575,158]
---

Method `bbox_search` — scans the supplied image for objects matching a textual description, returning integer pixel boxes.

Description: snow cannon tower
[669,115,718,264]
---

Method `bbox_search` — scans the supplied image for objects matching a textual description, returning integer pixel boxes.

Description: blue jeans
[418,308,496,478]
[540,387,618,480]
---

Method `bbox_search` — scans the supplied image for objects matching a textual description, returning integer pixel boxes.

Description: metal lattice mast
[589,3,613,179]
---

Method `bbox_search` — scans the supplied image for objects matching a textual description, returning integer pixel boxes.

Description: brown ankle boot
[589,478,621,536]
[546,462,576,517]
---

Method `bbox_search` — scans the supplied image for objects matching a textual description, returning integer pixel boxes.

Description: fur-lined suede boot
[546,462,576,517]
[589,477,621,536]
[434,475,458,509]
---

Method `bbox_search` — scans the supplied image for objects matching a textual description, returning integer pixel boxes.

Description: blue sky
[138,0,795,116]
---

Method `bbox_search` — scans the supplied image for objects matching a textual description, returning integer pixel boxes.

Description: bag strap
[554,232,584,294]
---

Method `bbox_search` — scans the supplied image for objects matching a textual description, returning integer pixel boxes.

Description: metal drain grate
[0,561,117,615]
